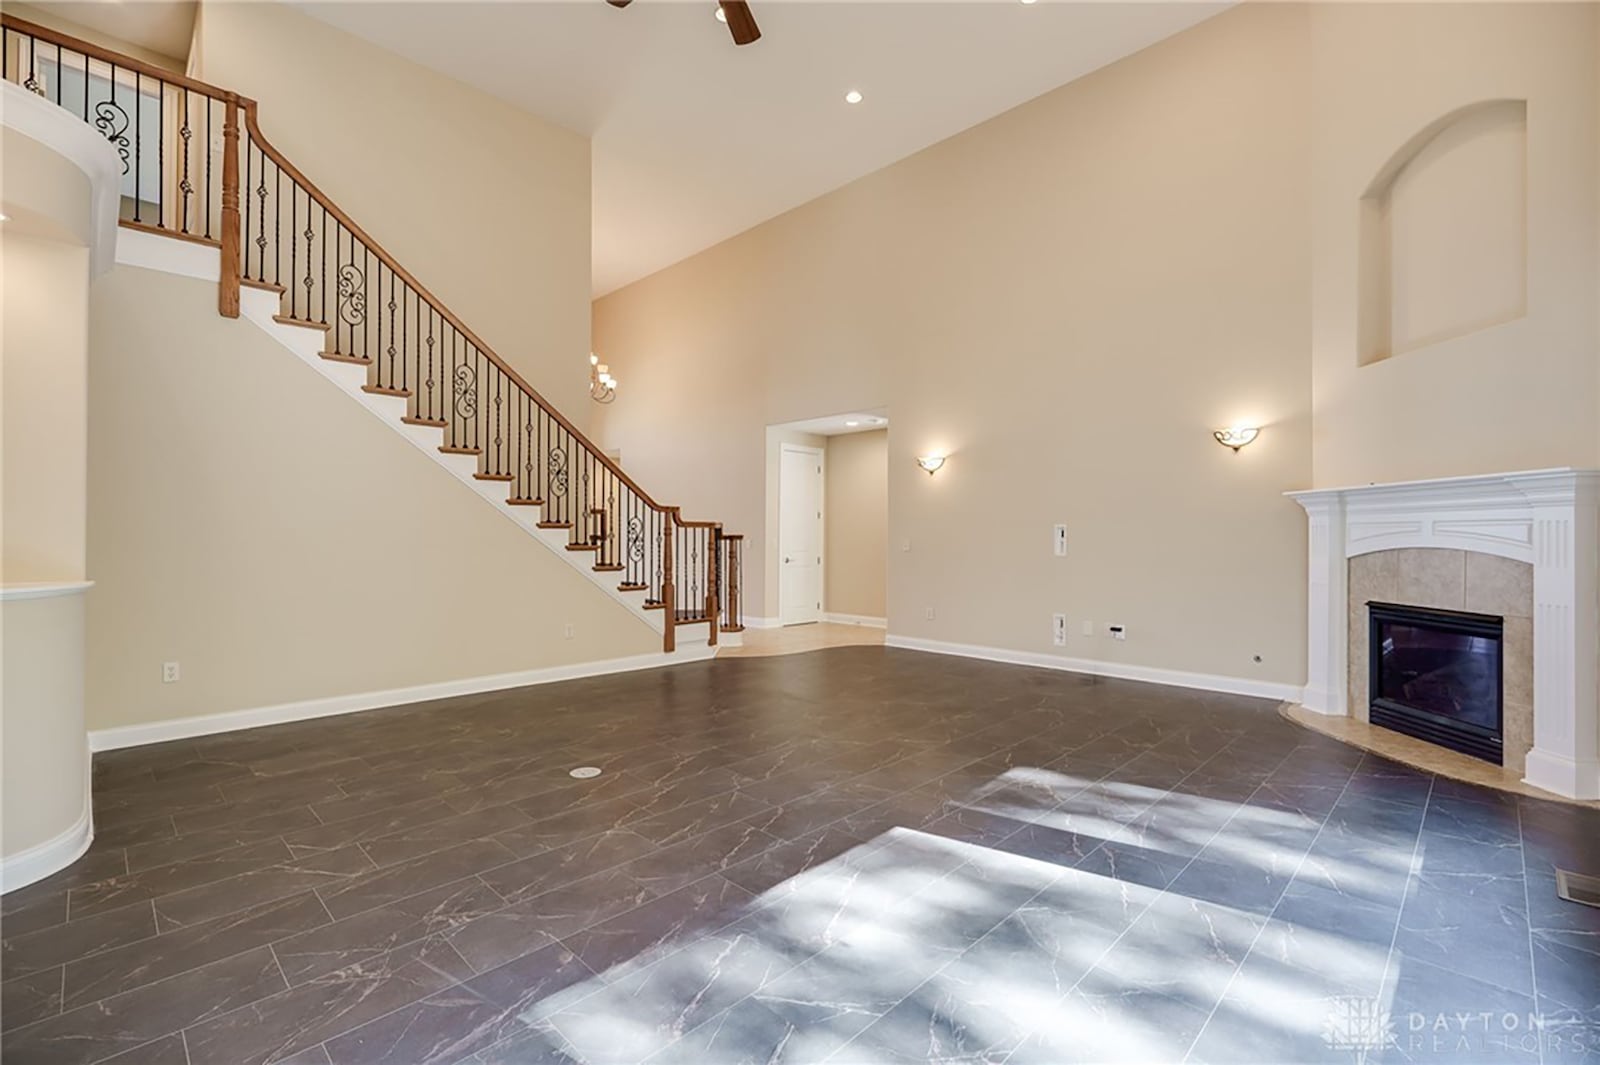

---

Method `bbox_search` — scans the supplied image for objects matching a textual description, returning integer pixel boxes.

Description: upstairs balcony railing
[2,15,744,648]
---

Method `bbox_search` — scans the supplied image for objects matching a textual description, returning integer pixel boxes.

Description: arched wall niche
[1357,99,1528,366]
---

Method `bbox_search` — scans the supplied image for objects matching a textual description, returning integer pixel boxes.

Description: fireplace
[1368,601,1504,765]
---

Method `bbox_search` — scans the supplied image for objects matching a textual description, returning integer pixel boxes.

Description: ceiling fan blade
[718,0,760,45]
[606,0,632,7]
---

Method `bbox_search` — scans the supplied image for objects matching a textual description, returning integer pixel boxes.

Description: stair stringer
[114,228,738,647]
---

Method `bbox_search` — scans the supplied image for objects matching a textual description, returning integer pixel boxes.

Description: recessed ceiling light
[844,90,863,105]
[714,5,726,21]
[845,420,859,427]
[1020,0,1038,5]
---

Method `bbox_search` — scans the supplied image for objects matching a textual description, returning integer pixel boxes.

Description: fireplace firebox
[1368,601,1504,765]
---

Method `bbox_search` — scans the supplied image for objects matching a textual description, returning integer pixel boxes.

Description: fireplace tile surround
[1349,549,1532,772]
[1290,469,1600,800]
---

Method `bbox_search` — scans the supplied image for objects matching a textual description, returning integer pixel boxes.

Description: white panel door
[779,445,823,626]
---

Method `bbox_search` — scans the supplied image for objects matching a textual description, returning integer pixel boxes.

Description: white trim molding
[0,742,93,893]
[1288,468,1600,800]
[884,634,1300,703]
[91,644,720,752]
[823,612,887,629]
[0,580,94,601]
[2,81,122,275]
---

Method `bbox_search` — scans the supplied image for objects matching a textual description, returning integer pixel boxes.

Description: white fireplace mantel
[1288,468,1600,800]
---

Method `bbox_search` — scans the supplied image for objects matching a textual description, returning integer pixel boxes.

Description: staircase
[1,15,745,653]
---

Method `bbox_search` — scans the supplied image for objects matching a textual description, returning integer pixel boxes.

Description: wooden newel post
[661,511,676,654]
[217,93,242,319]
[706,526,720,647]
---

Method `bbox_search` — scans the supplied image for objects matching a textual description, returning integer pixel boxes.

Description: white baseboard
[1,751,93,892]
[744,616,782,630]
[883,635,1301,703]
[822,613,887,629]
[90,645,719,753]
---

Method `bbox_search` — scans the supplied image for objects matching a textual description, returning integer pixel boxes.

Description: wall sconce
[916,454,946,476]
[589,353,617,404]
[1213,426,1260,453]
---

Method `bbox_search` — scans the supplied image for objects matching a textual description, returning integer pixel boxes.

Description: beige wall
[595,2,1600,688]
[87,265,658,732]
[2,2,187,73]
[597,5,1314,686]
[1,232,89,583]
[2,593,89,858]
[1310,3,1600,486]
[824,430,887,621]
[192,2,594,422]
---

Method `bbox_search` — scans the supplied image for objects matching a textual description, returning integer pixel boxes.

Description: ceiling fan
[605,0,761,46]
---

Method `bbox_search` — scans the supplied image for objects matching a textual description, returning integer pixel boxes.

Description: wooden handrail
[1,15,233,101]
[240,101,673,515]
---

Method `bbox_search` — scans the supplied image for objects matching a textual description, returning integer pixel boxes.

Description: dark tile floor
[3,647,1598,1064]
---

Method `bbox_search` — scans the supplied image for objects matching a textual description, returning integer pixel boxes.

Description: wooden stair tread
[537,521,572,529]
[593,563,625,572]
[272,314,331,332]
[473,472,515,482]
[505,497,545,506]
[362,385,412,398]
[439,445,481,456]
[320,351,371,366]
[618,583,649,592]
[401,416,448,428]
[720,624,746,633]
[564,543,600,552]
[242,278,287,295]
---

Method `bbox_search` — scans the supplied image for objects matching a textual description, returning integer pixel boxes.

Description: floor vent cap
[569,766,603,779]
[1555,869,1600,908]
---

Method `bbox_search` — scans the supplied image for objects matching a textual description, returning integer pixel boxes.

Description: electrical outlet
[1053,525,1067,557]
[162,661,180,683]
[1108,624,1127,641]
[1081,619,1094,637]
[1052,614,1067,646]
[924,607,936,621]
[563,623,575,640]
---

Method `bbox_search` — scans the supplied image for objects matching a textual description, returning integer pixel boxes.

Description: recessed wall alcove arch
[1357,99,1528,365]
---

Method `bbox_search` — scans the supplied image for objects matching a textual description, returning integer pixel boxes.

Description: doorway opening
[767,411,888,630]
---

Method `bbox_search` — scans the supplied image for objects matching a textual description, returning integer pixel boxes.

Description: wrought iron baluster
[301,194,314,319]
[179,89,193,232]
[205,96,212,239]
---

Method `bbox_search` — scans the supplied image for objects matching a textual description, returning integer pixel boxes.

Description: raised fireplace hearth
[1368,601,1503,764]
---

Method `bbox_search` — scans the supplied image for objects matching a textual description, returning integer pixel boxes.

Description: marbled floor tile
[2,964,65,1031]
[358,804,534,869]
[478,829,659,904]
[152,844,375,930]
[64,892,329,1009]
[273,878,500,986]
[1379,956,1542,1063]
[66,839,297,920]
[281,797,461,858]
[561,874,754,976]
[316,840,517,921]
[6,646,1589,1065]
[447,863,658,974]
[1393,882,1535,996]
[321,941,597,1065]
[182,936,474,1065]
[2,901,158,979]
[1,947,286,1065]
[124,806,323,874]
